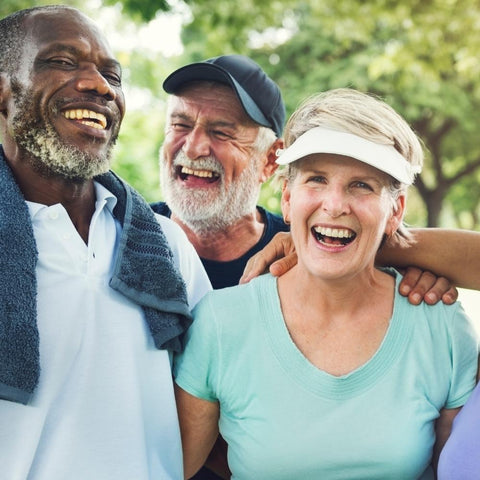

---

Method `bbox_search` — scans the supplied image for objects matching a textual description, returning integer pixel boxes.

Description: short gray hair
[0,6,78,76]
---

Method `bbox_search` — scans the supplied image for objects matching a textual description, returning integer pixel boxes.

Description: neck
[171,208,266,261]
[279,265,394,320]
[4,151,96,244]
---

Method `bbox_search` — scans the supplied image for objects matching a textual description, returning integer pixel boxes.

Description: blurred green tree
[2,0,480,227]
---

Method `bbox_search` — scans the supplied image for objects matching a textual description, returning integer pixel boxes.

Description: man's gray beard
[160,149,261,235]
[10,83,115,181]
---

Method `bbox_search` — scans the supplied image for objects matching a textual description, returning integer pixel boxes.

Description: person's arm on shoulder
[174,385,220,479]
[378,228,480,291]
[240,230,457,305]
[240,232,296,283]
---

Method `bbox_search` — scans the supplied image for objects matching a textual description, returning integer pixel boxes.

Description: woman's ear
[260,138,284,183]
[385,194,406,236]
[281,180,291,225]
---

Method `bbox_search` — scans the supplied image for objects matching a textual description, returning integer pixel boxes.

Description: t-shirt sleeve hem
[174,377,217,403]
[445,389,476,409]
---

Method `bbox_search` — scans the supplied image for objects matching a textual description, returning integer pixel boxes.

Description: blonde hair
[281,88,424,242]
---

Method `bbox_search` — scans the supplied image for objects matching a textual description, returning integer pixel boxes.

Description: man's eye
[49,57,75,66]
[308,175,327,183]
[213,130,231,139]
[172,123,192,130]
[103,72,122,86]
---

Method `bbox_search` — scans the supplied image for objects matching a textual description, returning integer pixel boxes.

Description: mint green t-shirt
[174,272,479,480]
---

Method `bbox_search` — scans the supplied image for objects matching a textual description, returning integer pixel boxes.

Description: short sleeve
[445,302,479,408]
[173,294,219,402]
[155,214,212,309]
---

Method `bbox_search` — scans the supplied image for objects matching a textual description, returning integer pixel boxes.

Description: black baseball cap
[162,54,285,137]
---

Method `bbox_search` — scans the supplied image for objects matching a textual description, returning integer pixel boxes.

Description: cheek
[287,191,317,227]
[163,132,185,159]
[221,149,251,179]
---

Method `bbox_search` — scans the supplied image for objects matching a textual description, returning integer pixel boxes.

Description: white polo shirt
[0,182,211,480]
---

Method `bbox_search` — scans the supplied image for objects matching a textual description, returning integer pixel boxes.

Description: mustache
[52,95,110,110]
[172,150,224,176]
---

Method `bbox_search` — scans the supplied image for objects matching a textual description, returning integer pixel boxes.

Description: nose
[182,126,211,159]
[75,65,116,101]
[321,185,351,218]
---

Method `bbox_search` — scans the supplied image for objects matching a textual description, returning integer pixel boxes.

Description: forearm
[378,228,480,290]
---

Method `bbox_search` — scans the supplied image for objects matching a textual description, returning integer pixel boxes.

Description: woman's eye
[352,181,373,191]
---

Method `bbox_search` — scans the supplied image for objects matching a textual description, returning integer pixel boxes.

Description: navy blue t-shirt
[150,202,289,289]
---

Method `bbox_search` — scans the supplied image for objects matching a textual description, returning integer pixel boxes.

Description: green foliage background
[2,0,480,229]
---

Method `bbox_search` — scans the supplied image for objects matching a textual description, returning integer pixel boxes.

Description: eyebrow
[302,167,385,183]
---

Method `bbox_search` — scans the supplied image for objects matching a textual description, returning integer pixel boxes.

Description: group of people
[0,5,479,480]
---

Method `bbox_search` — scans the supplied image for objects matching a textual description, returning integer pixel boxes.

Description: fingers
[441,286,459,305]
[399,266,457,305]
[269,252,298,277]
[240,253,270,284]
[239,232,294,284]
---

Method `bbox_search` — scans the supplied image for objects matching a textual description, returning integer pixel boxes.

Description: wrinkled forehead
[168,82,255,126]
[22,9,115,61]
[292,153,393,184]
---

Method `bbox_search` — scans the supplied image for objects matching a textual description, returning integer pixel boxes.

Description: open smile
[62,108,108,130]
[177,166,220,184]
[312,226,356,246]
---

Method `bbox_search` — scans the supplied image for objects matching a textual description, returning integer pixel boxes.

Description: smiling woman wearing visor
[174,88,479,479]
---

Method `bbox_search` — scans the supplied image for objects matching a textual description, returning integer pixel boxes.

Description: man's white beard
[160,149,261,235]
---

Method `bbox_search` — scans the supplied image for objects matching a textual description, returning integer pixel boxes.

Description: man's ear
[0,73,10,114]
[260,138,284,183]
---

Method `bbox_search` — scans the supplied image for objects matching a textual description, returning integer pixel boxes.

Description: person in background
[151,54,289,290]
[0,6,210,479]
[173,88,479,479]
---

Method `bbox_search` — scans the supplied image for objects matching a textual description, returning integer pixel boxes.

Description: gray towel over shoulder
[0,147,192,405]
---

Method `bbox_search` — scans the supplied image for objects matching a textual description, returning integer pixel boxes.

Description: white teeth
[63,109,107,129]
[181,166,217,178]
[313,226,354,238]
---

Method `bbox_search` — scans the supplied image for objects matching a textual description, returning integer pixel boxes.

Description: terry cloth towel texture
[0,147,192,405]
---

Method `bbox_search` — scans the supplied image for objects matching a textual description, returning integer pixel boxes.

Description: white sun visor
[276,126,421,185]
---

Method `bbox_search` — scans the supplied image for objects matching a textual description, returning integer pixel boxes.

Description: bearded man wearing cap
[151,55,289,290]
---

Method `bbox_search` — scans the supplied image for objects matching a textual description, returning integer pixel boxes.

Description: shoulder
[392,269,479,350]
[150,201,171,217]
[258,206,289,232]
[155,214,212,307]
[194,274,275,320]
[155,213,189,247]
